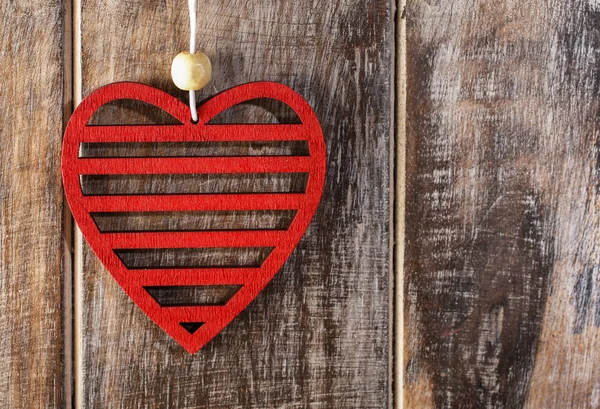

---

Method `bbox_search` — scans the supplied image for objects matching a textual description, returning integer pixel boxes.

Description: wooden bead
[171,52,212,91]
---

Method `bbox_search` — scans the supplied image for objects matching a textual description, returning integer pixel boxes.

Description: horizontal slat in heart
[91,210,297,232]
[80,193,307,212]
[62,82,326,353]
[80,141,309,157]
[80,124,308,142]
[73,156,312,174]
[104,231,284,248]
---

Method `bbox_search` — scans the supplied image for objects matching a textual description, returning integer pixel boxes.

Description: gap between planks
[62,0,73,405]
[62,0,75,407]
[394,0,407,407]
[72,0,83,407]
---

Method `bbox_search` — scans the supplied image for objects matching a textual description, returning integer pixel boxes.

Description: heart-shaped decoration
[62,82,326,353]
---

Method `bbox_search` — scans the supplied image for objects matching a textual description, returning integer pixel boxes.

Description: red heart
[62,82,326,353]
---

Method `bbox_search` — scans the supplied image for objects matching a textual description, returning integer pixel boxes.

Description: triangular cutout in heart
[62,82,326,353]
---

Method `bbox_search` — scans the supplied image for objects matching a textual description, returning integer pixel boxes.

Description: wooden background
[404,0,600,408]
[5,0,600,408]
[0,1,66,407]
[78,1,391,407]
[0,0,392,408]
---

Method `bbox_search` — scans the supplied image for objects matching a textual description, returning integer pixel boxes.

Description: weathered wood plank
[0,2,66,407]
[79,1,392,407]
[405,0,600,408]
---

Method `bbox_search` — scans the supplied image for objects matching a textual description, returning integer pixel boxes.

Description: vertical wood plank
[79,1,392,407]
[405,0,600,408]
[0,2,65,408]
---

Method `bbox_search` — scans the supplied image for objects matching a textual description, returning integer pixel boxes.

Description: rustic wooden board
[0,1,66,407]
[404,0,600,408]
[79,0,392,407]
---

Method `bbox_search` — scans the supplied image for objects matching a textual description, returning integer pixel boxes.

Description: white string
[188,0,198,122]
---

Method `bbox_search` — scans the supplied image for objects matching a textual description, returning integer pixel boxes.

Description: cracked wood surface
[0,1,66,408]
[405,0,600,408]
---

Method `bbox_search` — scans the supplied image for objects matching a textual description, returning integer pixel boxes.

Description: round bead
[171,52,212,91]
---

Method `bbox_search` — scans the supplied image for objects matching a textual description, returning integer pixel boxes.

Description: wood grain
[0,1,65,407]
[79,0,392,407]
[405,0,600,407]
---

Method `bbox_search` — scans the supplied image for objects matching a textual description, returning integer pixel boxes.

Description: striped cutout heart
[62,82,326,353]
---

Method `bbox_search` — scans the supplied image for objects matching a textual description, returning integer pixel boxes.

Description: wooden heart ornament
[62,82,326,353]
